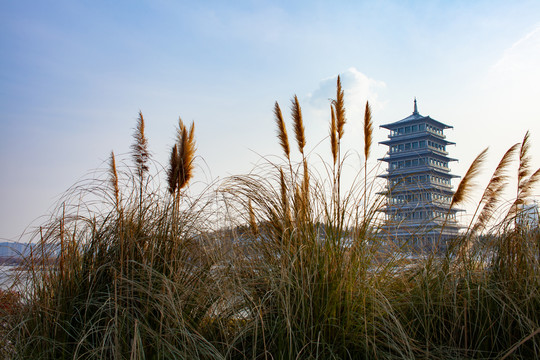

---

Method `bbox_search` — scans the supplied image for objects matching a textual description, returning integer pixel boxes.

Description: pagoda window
[398,144,404,151]
[412,125,418,132]
[412,141,418,149]
[419,124,425,131]
[405,126,411,133]
[405,143,411,150]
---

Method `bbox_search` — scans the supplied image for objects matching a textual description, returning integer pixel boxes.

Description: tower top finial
[413,97,419,115]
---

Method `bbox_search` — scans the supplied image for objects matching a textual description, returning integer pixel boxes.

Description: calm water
[0,265,32,293]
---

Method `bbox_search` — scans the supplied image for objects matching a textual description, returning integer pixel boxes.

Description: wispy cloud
[491,25,540,81]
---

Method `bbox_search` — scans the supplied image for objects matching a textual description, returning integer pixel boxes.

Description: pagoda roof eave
[378,154,459,162]
[380,114,452,130]
[380,137,456,146]
[378,171,461,179]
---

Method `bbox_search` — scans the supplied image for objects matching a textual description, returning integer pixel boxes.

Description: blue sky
[2,0,540,240]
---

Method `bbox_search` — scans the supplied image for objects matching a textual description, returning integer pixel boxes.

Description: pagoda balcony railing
[385,164,452,174]
[382,181,453,191]
[389,147,449,156]
[382,217,459,228]
[426,145,449,155]
[426,128,446,139]
[388,130,446,140]
[384,199,452,207]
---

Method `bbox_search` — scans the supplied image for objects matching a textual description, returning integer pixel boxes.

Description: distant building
[378,100,460,249]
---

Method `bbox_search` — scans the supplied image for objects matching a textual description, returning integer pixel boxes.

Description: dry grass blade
[363,101,373,161]
[167,144,179,195]
[451,147,488,208]
[274,102,290,160]
[332,75,346,140]
[472,143,519,233]
[109,151,120,210]
[280,167,291,224]
[248,199,259,236]
[302,158,310,210]
[291,95,306,154]
[330,105,338,165]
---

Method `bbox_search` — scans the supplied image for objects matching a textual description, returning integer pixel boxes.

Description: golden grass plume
[330,105,338,165]
[451,147,488,208]
[472,143,519,233]
[274,102,290,160]
[363,101,373,161]
[109,151,120,210]
[332,75,346,140]
[291,95,306,155]
[168,117,196,195]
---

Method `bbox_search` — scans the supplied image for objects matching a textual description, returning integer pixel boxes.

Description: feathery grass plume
[519,167,540,201]
[167,143,179,195]
[132,111,150,217]
[109,151,120,211]
[177,119,196,191]
[518,131,532,194]
[363,101,373,161]
[132,111,150,180]
[332,75,346,140]
[471,143,519,233]
[274,102,290,160]
[248,199,259,236]
[291,95,306,155]
[505,131,540,223]
[330,105,338,166]
[507,167,540,221]
[363,101,373,219]
[450,147,488,208]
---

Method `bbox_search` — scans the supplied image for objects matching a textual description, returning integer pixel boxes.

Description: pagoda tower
[378,100,460,249]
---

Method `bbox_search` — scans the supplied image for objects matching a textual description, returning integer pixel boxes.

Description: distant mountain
[0,242,59,265]
[0,242,33,257]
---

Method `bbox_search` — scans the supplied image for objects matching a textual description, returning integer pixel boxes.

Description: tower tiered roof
[378,100,461,249]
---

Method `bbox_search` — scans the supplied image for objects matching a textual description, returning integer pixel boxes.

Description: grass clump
[2,78,540,359]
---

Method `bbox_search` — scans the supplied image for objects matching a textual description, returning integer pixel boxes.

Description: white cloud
[307,67,386,113]
[302,68,386,149]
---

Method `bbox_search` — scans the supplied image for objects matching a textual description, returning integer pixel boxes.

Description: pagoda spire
[413,97,419,115]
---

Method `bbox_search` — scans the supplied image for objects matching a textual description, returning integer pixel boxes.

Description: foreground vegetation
[1,79,539,359]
